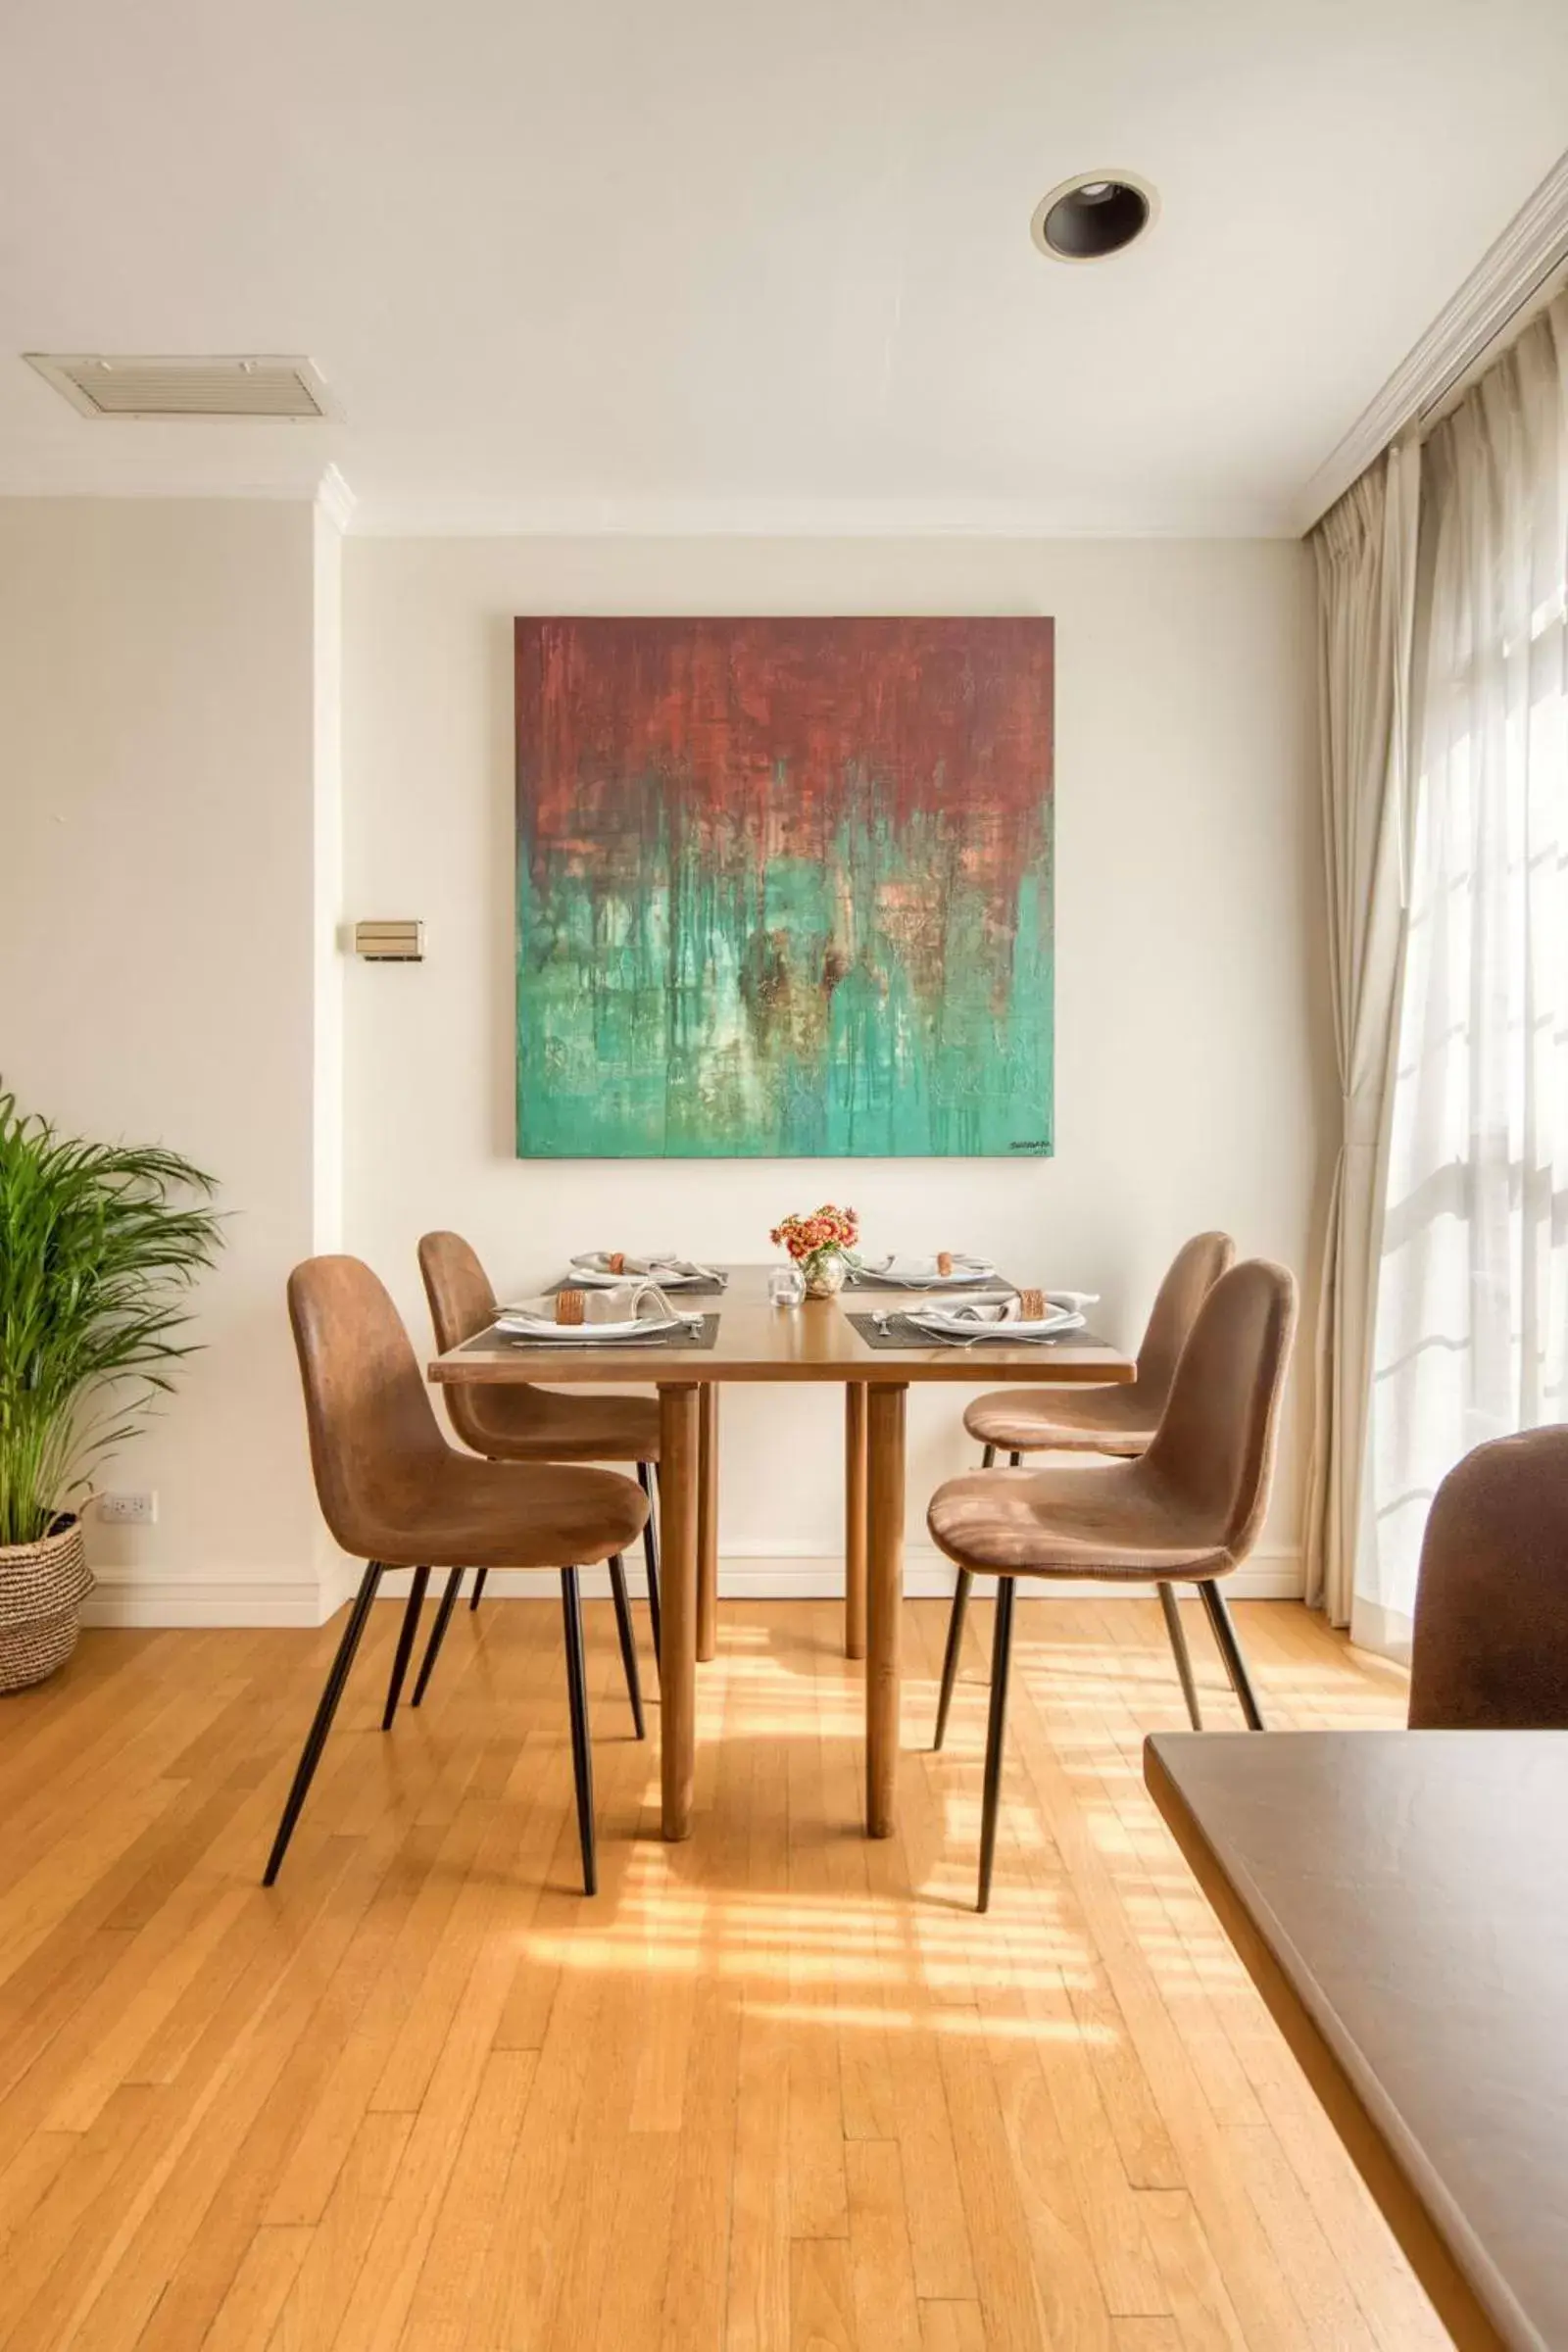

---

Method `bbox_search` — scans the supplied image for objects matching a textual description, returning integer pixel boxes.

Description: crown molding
[0,469,341,508]
[315,463,357,533]
[0,473,1297,539]
[0,461,357,525]
[344,491,1297,542]
[1295,147,1568,533]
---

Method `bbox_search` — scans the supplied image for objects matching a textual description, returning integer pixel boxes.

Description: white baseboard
[723,1547,1302,1601]
[369,1546,1303,1604]
[81,1570,329,1629]
[82,1545,1302,1626]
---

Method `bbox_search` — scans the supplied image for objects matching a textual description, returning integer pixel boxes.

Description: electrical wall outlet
[97,1491,158,1525]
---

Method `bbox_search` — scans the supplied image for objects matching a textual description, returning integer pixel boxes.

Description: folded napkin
[926,1298,1037,1328]
[571,1250,723,1281]
[906,1292,1019,1320]
[854,1251,997,1284]
[498,1279,701,1331]
[901,1289,1092,1342]
[926,1289,1095,1325]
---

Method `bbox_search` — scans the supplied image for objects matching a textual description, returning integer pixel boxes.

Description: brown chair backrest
[1408,1427,1568,1729]
[419,1229,552,1455]
[1135,1231,1237,1400]
[1141,1258,1298,1559]
[287,1255,452,1561]
[418,1230,499,1352]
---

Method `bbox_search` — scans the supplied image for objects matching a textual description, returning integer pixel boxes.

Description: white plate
[495,1312,693,1343]
[566,1263,706,1288]
[906,1307,1086,1342]
[855,1254,998,1287]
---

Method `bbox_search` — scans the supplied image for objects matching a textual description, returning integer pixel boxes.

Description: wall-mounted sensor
[354,920,424,961]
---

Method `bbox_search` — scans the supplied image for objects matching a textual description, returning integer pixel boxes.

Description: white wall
[0,497,343,1620]
[0,513,1324,1619]
[343,536,1327,1592]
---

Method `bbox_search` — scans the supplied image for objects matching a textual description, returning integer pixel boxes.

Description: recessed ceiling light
[1031,172,1157,263]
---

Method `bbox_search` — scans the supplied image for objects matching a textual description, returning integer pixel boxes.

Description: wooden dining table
[431,1262,1134,1842]
[1146,1729,1568,2352]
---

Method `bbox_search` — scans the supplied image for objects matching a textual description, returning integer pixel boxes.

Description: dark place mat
[466,1314,722,1352]
[846,1272,1014,1297]
[548,1273,729,1298]
[848,1311,1107,1352]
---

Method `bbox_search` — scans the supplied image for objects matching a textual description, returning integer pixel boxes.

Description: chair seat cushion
[463,1387,662,1465]
[928,1462,1233,1581]
[962,1383,1156,1454]
[366,1457,649,1572]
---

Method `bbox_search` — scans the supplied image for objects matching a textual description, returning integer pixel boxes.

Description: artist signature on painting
[1009,1140,1052,1152]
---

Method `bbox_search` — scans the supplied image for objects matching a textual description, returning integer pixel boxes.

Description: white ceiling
[2,0,1566,535]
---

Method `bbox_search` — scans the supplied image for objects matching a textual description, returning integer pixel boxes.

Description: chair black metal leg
[977,1576,1017,1913]
[933,1568,974,1750]
[264,1562,384,1885]
[381,1566,429,1728]
[1157,1581,1203,1730]
[560,1568,598,1895]
[608,1553,646,1739]
[941,1441,1002,1744]
[468,1566,488,1613]
[1199,1582,1265,1729]
[636,1460,662,1673]
[412,1567,464,1706]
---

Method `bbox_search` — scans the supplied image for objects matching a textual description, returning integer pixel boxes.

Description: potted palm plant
[0,1086,222,1691]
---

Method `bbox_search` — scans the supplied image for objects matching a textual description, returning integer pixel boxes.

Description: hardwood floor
[0,1595,1447,2351]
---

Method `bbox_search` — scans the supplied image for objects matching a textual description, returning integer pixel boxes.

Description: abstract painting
[514,616,1054,1158]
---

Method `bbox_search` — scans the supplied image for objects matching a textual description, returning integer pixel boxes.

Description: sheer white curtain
[1304,441,1420,1627]
[1363,293,1568,1655]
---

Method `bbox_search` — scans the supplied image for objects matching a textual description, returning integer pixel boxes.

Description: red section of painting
[515,617,1054,856]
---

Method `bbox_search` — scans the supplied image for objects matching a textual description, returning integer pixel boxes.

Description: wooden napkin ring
[608,1251,625,1275]
[936,1251,954,1278]
[556,1290,587,1326]
[1018,1288,1046,1321]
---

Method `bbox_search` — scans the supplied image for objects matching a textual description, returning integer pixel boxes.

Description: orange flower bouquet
[769,1204,860,1298]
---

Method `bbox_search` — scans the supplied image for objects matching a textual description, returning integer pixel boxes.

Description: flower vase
[803,1249,848,1299]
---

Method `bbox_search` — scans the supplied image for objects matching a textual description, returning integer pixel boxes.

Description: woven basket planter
[0,1516,94,1693]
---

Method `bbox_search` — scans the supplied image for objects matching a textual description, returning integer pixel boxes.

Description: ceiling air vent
[24,354,337,420]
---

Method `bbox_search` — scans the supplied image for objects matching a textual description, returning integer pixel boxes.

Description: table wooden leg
[844,1385,867,1661]
[697,1383,719,1663]
[659,1383,701,1841]
[865,1382,906,1838]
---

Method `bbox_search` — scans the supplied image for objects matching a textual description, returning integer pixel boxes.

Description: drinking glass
[768,1262,806,1307]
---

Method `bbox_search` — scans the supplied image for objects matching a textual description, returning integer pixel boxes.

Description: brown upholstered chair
[268,1255,649,1894]
[416,1230,662,1696]
[936,1231,1235,1747]
[928,1258,1297,1909]
[1408,1425,1568,1729]
[963,1231,1236,1460]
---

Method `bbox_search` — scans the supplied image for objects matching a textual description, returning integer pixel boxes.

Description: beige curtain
[1363,295,1568,1655]
[1304,438,1421,1624]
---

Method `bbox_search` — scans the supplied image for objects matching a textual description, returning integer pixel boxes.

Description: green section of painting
[517,789,1053,1160]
